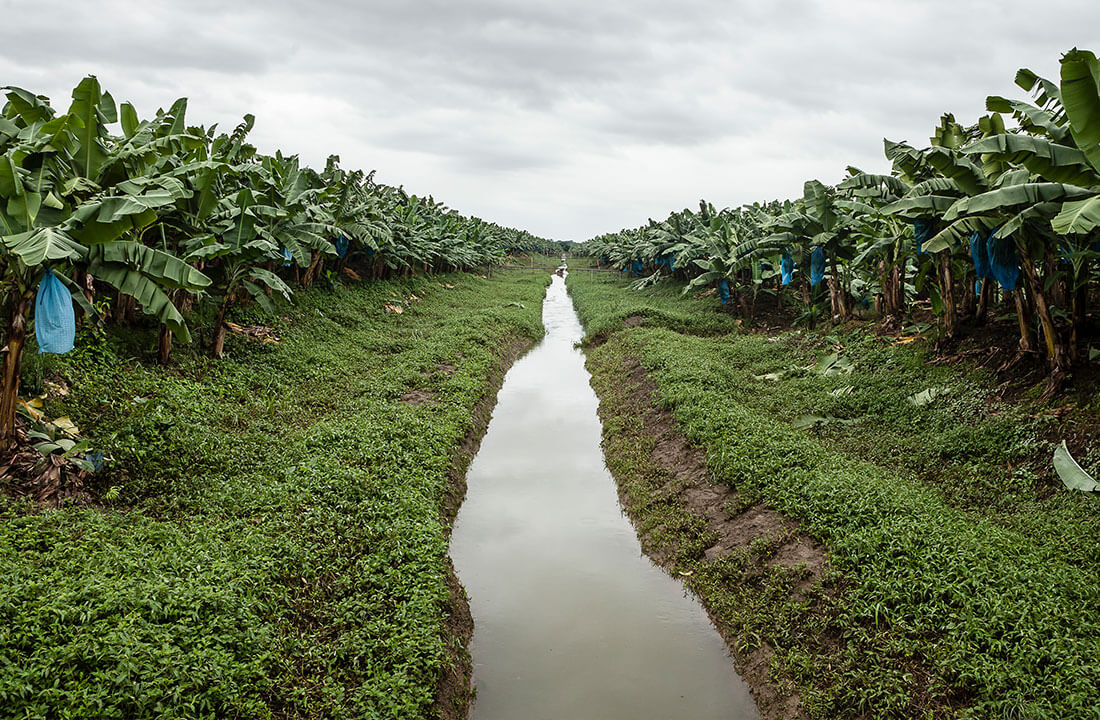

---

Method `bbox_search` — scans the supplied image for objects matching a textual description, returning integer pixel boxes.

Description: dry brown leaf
[225,322,280,344]
[892,335,922,346]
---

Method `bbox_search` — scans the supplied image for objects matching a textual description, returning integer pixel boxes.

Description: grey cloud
[4,0,1100,239]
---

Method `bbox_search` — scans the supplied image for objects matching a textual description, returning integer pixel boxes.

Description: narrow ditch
[449,273,758,719]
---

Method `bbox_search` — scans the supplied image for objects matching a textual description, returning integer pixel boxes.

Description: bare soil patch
[399,389,435,405]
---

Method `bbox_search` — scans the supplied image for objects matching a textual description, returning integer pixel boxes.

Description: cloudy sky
[1,1,1097,240]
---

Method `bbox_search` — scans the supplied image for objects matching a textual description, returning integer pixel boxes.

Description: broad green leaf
[184,241,229,261]
[1053,440,1099,492]
[2,86,53,124]
[248,266,293,300]
[89,263,193,343]
[242,279,276,314]
[923,216,994,253]
[67,76,109,181]
[91,241,211,290]
[985,95,1070,142]
[906,387,948,406]
[963,133,1100,186]
[925,147,989,196]
[1060,49,1100,173]
[1052,195,1100,235]
[68,206,158,245]
[119,102,139,139]
[945,182,1094,220]
[882,195,957,219]
[2,226,86,265]
[996,202,1060,238]
[0,154,26,199]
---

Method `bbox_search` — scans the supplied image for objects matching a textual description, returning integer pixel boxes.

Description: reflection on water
[450,274,759,720]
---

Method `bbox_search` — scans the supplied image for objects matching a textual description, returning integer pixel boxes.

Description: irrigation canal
[450,272,759,719]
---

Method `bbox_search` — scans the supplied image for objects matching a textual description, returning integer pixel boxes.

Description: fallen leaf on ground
[225,322,280,344]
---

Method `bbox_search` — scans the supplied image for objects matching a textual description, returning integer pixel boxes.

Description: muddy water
[450,274,758,719]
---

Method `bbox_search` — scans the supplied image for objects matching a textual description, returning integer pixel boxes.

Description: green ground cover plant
[568,271,1100,719]
[567,273,741,342]
[0,271,547,720]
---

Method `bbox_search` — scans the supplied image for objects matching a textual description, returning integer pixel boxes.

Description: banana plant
[183,185,293,357]
[944,51,1100,377]
[0,78,213,440]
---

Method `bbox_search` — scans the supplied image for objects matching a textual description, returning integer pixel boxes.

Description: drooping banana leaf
[985,95,1070,143]
[945,182,1093,221]
[994,201,1060,238]
[923,216,996,254]
[89,263,193,342]
[247,266,293,301]
[1060,49,1100,173]
[882,195,957,219]
[1052,196,1100,235]
[962,133,1100,186]
[1,226,86,265]
[90,241,211,290]
[925,147,989,196]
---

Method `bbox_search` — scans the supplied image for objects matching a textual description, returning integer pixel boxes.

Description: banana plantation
[0,76,559,442]
[582,49,1100,394]
[2,46,1099,720]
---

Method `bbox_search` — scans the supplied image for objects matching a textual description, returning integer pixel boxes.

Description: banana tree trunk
[1070,257,1088,366]
[975,280,991,325]
[800,276,810,308]
[881,256,905,319]
[878,261,893,316]
[1045,247,1065,310]
[212,292,232,359]
[0,290,32,443]
[157,325,173,365]
[939,253,957,339]
[826,258,839,321]
[113,291,137,324]
[1013,288,1035,353]
[894,245,907,315]
[1020,251,1068,378]
[302,252,324,289]
[831,258,852,321]
[961,274,976,320]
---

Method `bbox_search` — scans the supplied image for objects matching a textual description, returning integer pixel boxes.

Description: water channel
[449,273,759,719]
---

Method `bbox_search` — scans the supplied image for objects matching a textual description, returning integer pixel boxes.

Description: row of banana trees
[581,48,1100,392]
[0,77,549,442]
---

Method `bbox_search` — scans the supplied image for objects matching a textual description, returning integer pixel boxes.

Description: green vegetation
[0,271,547,719]
[580,49,1100,394]
[568,272,740,341]
[4,43,1100,720]
[569,271,1099,719]
[0,77,556,443]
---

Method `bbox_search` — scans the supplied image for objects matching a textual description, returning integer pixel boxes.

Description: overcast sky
[2,1,1098,240]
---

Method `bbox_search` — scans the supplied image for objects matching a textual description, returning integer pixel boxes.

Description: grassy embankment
[0,272,549,719]
[567,272,1099,720]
